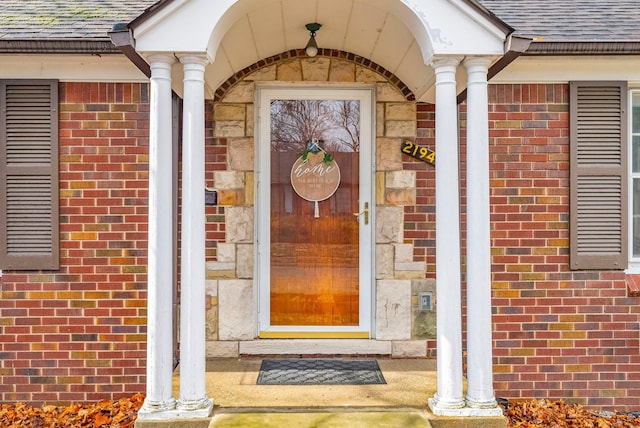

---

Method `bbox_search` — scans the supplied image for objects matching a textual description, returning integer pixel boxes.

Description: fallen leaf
[502,399,640,427]
[0,393,145,427]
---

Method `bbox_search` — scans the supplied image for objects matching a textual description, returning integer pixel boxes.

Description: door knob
[353,202,369,225]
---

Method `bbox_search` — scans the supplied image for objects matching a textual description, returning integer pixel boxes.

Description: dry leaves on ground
[0,393,144,428]
[504,399,640,427]
[2,395,640,427]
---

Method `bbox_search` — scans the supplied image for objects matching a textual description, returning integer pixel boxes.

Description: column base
[466,395,500,411]
[428,393,465,416]
[429,396,504,417]
[137,397,177,420]
[176,396,214,418]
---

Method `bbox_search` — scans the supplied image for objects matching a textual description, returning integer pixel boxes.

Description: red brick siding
[1,78,638,411]
[485,84,640,410]
[205,101,227,260]
[0,82,149,404]
[411,84,640,410]
[406,103,436,275]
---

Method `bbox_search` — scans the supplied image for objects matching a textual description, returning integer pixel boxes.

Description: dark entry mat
[257,358,386,385]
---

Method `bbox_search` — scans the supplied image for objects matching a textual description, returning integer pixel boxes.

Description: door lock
[353,202,369,225]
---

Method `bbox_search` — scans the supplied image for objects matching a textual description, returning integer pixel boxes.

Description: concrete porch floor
[136,358,508,427]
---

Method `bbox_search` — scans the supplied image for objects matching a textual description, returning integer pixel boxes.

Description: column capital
[148,54,175,81]
[178,54,209,84]
[177,53,210,67]
[430,55,463,71]
[147,53,176,66]
[463,57,493,86]
[462,55,493,70]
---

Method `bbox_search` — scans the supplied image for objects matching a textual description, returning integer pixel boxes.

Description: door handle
[353,202,369,225]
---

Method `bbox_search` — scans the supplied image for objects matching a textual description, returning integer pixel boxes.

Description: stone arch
[213,49,415,102]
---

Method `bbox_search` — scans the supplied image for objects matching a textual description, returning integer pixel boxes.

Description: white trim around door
[255,84,376,338]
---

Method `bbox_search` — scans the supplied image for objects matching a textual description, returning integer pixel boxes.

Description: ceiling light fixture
[304,23,321,57]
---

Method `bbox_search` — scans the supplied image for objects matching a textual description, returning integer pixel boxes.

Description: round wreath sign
[290,147,340,218]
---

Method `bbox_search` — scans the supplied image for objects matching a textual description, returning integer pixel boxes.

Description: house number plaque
[401,140,435,165]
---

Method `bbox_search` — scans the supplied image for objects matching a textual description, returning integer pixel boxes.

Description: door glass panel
[634,179,640,257]
[269,99,360,326]
[633,93,640,258]
[633,94,640,134]
[633,136,640,173]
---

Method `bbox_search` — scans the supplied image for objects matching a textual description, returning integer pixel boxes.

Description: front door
[257,86,374,338]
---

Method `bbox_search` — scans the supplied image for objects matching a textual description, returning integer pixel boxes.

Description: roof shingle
[1,0,640,44]
[0,0,156,40]
[477,0,640,42]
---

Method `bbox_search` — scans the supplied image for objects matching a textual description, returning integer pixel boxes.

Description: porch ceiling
[208,0,435,100]
[131,0,510,102]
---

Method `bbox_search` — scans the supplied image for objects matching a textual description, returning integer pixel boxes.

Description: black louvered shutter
[0,80,59,270]
[570,81,627,270]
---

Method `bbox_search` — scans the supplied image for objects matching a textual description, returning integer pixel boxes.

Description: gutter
[457,34,532,104]
[456,37,640,104]
[0,39,120,54]
[525,41,640,55]
[108,23,151,78]
[108,0,178,77]
[0,27,154,81]
[488,35,532,80]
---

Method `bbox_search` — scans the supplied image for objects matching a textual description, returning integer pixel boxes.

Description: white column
[139,54,177,417]
[464,56,501,414]
[428,56,465,415]
[176,54,213,416]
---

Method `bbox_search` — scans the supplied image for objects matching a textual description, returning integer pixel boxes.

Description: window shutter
[0,80,59,270]
[570,81,627,270]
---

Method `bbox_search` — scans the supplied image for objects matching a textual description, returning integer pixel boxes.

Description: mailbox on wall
[205,188,217,206]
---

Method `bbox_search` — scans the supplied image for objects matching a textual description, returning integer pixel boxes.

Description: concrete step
[209,409,431,427]
[135,408,508,428]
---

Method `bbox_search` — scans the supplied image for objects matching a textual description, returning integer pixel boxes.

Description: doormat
[257,358,386,385]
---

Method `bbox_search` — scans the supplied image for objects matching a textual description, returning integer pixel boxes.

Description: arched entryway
[207,51,420,345]
[113,0,512,420]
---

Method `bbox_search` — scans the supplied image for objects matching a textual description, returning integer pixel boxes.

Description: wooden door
[257,88,373,336]
[270,148,359,326]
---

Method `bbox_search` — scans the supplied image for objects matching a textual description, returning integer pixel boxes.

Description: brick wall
[1,79,638,410]
[205,101,226,260]
[484,83,640,410]
[0,82,149,404]
[410,84,640,410]
[407,103,436,276]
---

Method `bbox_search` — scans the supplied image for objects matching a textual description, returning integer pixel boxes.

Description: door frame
[255,83,376,338]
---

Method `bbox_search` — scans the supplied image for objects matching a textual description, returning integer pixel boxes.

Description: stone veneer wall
[204,51,435,358]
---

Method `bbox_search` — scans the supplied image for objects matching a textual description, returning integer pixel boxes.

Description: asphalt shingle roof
[477,0,640,42]
[0,0,156,40]
[1,0,640,44]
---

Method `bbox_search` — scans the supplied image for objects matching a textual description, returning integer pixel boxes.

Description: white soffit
[0,55,148,82]
[492,56,640,84]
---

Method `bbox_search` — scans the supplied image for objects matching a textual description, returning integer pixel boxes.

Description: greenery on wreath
[301,139,333,164]
[301,149,333,164]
